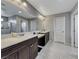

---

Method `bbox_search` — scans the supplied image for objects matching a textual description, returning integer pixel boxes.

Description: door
[54,16,65,43]
[74,14,78,47]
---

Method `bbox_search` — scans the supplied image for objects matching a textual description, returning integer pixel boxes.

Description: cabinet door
[29,42,38,59]
[45,32,49,44]
[18,46,29,59]
[5,53,17,59]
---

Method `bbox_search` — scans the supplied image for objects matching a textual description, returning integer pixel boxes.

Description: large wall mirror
[1,16,10,34]
[1,16,17,34]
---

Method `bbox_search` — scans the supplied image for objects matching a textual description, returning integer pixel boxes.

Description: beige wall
[37,16,55,40]
[43,16,55,41]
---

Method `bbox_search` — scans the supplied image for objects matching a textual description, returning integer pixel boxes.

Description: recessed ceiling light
[23,2,27,7]
[18,11,22,13]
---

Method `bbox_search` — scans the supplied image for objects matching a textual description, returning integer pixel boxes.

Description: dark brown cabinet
[18,42,38,59]
[18,46,29,59]
[2,53,17,59]
[38,32,49,46]
[29,42,38,59]
[2,52,18,59]
[45,32,49,44]
[6,53,18,59]
[38,32,49,52]
[1,36,38,59]
[2,32,49,59]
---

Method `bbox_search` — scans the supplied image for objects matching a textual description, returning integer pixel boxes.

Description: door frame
[71,8,78,47]
[73,14,78,47]
[54,16,65,44]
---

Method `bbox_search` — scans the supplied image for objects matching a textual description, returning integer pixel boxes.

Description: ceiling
[1,0,78,17]
[27,0,78,16]
[1,0,39,18]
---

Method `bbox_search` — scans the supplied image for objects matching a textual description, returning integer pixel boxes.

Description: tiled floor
[36,40,78,59]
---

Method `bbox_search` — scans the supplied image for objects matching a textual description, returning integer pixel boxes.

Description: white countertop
[37,34,45,38]
[33,31,49,33]
[1,32,45,49]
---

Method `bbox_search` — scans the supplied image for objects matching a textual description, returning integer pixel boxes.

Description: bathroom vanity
[38,32,49,52]
[1,32,49,59]
[1,34,38,59]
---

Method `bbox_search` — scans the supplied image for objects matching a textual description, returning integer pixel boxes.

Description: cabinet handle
[30,44,33,47]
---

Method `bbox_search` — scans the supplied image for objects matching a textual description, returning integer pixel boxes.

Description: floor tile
[36,40,78,59]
